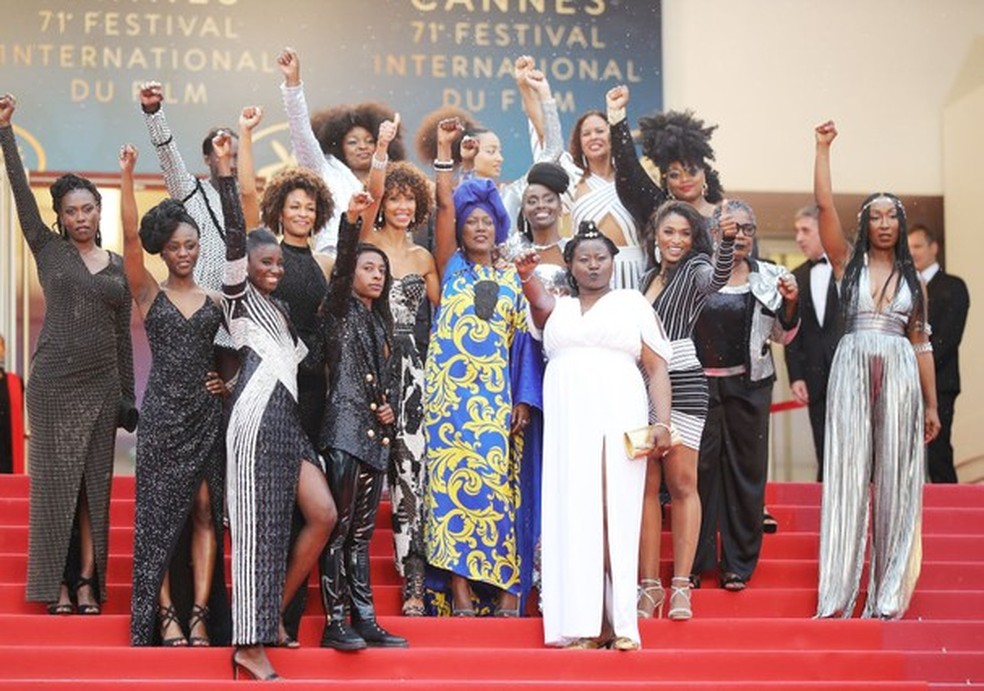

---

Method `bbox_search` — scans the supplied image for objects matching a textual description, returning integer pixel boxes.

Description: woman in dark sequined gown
[213,132,336,682]
[361,121,439,616]
[0,95,134,616]
[119,145,230,647]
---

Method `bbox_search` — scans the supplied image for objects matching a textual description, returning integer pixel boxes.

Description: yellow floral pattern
[424,255,527,593]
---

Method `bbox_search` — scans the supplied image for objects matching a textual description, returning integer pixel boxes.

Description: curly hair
[139,199,200,254]
[312,101,405,163]
[377,161,433,229]
[567,110,608,179]
[260,167,334,236]
[49,174,102,244]
[413,105,481,165]
[639,110,724,203]
[644,200,714,273]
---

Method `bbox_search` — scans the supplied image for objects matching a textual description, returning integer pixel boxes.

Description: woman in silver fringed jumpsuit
[812,121,940,620]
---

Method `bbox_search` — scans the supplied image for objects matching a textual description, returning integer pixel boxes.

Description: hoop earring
[702,182,709,197]
[581,154,588,169]
[653,243,661,265]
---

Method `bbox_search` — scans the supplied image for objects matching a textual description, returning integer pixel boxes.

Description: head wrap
[453,177,510,246]
[526,162,570,195]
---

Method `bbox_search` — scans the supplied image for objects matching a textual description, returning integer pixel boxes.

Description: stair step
[3,554,982,591]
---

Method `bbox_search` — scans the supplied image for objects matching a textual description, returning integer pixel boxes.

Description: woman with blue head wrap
[422,119,543,617]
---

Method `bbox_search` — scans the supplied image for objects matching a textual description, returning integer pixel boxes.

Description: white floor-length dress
[540,290,671,646]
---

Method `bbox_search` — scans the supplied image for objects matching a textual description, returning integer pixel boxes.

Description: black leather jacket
[318,216,394,471]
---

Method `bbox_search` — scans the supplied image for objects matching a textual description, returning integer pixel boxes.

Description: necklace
[533,239,562,252]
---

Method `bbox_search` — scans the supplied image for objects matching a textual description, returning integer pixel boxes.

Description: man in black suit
[784,206,843,481]
[908,224,970,483]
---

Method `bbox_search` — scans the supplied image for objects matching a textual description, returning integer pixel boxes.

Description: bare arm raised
[120,144,159,315]
[813,121,850,278]
[434,117,463,279]
[237,105,264,230]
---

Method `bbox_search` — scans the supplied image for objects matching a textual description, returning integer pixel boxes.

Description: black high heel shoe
[158,604,188,647]
[231,650,281,681]
[186,604,210,647]
[73,576,100,615]
[47,580,74,615]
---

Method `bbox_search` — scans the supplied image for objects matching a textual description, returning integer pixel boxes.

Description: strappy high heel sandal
[158,604,188,647]
[667,576,692,621]
[231,650,280,681]
[187,604,210,647]
[47,580,74,615]
[636,578,665,618]
[74,576,101,616]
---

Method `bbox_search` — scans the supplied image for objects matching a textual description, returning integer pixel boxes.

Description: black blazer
[784,260,843,403]
[927,270,969,395]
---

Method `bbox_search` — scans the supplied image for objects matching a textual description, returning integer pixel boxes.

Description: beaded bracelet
[371,155,388,171]
[912,341,934,354]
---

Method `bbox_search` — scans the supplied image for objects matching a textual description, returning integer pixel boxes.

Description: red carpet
[0,475,982,689]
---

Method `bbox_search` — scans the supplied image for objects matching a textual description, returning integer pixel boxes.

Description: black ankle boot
[351,618,408,648]
[320,618,367,651]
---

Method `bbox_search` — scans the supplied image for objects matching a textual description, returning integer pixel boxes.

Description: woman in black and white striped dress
[212,132,336,681]
[636,201,736,620]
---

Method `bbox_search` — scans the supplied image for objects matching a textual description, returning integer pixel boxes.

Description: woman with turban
[423,118,542,617]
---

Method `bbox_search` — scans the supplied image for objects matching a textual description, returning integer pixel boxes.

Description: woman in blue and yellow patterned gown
[424,118,541,616]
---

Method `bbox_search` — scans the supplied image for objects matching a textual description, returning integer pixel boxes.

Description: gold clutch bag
[624,424,682,459]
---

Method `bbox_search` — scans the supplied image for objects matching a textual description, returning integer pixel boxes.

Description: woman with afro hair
[606,85,723,235]
[119,145,231,648]
[278,47,402,253]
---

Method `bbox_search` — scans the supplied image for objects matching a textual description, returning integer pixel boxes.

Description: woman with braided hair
[813,121,939,620]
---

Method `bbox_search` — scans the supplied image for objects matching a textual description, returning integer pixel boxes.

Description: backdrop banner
[0,0,662,180]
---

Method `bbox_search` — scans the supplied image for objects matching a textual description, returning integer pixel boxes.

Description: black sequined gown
[1,125,134,604]
[130,291,229,645]
[273,242,328,445]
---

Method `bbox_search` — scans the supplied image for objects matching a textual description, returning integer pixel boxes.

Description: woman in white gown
[516,221,673,651]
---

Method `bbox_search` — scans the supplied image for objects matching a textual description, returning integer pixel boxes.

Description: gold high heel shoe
[667,576,692,621]
[636,578,665,618]
[610,636,640,651]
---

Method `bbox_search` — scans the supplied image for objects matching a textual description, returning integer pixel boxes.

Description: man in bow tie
[784,206,843,481]
[908,223,969,483]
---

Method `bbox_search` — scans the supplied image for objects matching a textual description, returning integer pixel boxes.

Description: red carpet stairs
[0,475,982,689]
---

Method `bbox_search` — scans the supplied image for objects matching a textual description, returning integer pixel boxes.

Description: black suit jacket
[927,270,969,395]
[784,260,843,403]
